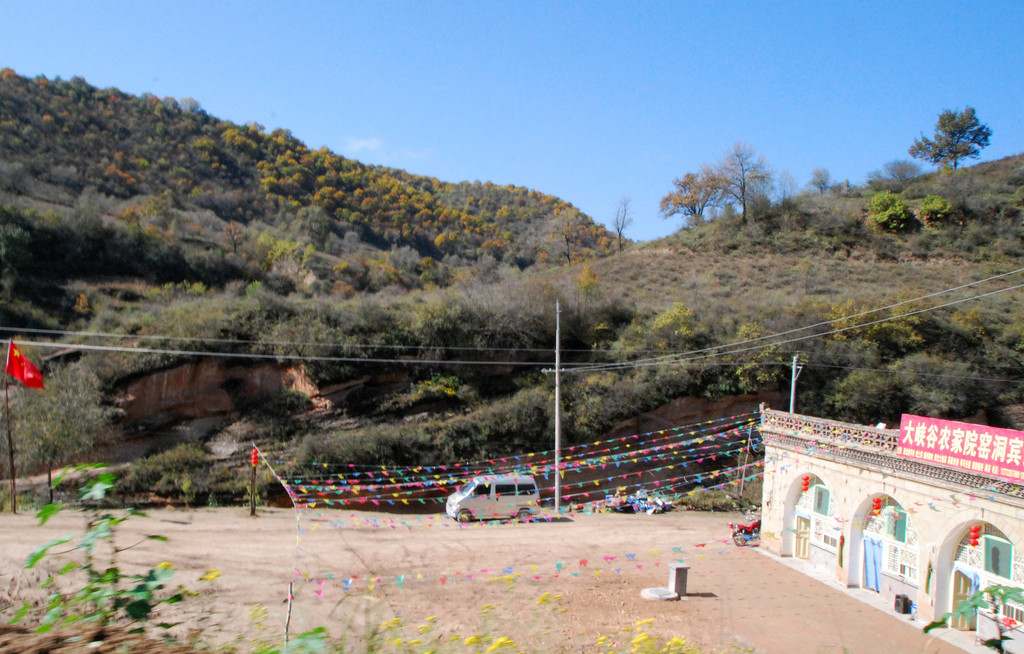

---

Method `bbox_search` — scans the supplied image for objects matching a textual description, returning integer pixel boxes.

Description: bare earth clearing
[0,507,967,653]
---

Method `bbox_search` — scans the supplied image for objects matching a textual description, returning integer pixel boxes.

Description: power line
[564,275,1024,375]
[0,324,687,357]
[3,268,1023,372]
[6,340,557,367]
[803,361,1021,384]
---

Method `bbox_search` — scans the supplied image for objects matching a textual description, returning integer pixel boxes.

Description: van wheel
[458,509,473,522]
[516,508,532,521]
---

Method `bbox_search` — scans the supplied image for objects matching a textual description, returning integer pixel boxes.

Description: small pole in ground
[249,447,258,516]
[284,580,294,646]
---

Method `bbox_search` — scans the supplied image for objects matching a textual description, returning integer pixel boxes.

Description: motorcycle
[729,515,761,546]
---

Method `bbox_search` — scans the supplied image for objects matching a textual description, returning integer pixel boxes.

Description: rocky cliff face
[94,360,316,462]
[114,359,313,430]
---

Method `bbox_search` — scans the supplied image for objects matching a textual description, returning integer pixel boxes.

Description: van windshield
[457,480,476,496]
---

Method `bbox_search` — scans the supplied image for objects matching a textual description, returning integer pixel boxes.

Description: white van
[445,474,540,522]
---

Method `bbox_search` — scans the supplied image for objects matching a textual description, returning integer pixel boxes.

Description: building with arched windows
[761,409,1024,648]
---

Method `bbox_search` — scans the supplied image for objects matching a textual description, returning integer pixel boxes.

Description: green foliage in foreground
[925,584,1024,653]
[12,465,184,633]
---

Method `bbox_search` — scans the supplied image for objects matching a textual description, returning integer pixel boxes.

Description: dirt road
[0,506,968,653]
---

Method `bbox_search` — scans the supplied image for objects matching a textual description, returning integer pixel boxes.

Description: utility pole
[4,375,15,514]
[738,426,753,499]
[554,301,562,514]
[789,355,803,414]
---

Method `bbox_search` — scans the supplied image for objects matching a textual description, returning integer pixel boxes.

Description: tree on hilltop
[660,165,727,225]
[909,106,992,170]
[718,143,773,223]
[809,168,831,195]
[612,197,632,252]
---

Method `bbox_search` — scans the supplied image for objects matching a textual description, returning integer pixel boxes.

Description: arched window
[953,525,1024,624]
[810,485,838,551]
[865,499,917,584]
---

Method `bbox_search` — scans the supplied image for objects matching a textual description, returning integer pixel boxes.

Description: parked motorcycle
[729,515,761,546]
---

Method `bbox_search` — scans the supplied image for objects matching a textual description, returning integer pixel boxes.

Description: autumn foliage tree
[660,165,727,225]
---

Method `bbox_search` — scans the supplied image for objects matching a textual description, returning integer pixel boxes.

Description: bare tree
[884,159,923,182]
[612,197,632,252]
[717,143,773,223]
[809,168,831,194]
[554,208,585,265]
[222,221,245,254]
[776,170,798,204]
[866,160,923,193]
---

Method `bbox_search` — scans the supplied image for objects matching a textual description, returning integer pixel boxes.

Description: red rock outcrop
[113,359,314,430]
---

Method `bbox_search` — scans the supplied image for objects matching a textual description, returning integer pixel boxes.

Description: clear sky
[2,1,1021,241]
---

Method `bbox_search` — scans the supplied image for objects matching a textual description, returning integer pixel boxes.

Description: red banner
[898,414,1024,482]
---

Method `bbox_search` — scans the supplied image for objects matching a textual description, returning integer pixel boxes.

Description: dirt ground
[0,505,968,653]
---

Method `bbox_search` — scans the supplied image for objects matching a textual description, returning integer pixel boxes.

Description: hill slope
[0,69,615,305]
[3,69,1024,508]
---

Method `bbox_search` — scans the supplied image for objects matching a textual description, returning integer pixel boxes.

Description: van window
[516,483,537,495]
[473,483,490,496]
[495,484,516,496]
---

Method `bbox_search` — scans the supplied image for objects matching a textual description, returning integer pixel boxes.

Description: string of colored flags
[290,539,750,599]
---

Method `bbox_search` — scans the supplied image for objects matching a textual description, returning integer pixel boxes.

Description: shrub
[920,194,953,227]
[250,389,314,442]
[294,423,437,467]
[116,443,251,504]
[679,489,738,511]
[868,191,917,232]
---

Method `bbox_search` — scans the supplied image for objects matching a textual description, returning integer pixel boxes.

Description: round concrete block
[641,586,679,601]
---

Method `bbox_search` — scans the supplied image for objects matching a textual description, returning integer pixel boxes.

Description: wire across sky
[2,266,1023,379]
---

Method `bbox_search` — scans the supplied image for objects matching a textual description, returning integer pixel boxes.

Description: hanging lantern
[801,475,810,492]
[871,496,883,516]
[968,524,982,547]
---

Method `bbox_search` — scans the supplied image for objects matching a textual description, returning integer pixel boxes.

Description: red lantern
[871,496,883,517]
[969,524,982,547]
[801,475,810,492]
[250,448,259,467]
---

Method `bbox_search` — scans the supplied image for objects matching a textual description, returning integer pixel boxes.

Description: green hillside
[0,69,614,313]
[3,69,1024,507]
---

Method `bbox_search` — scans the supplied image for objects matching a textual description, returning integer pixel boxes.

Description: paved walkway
[757,548,990,654]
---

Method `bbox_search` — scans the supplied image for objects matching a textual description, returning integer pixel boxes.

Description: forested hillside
[0,69,613,315]
[2,69,1024,507]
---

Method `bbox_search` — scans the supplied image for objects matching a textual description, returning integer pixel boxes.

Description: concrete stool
[669,562,690,597]
[641,562,689,601]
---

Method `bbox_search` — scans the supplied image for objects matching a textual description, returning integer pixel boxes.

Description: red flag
[5,341,45,389]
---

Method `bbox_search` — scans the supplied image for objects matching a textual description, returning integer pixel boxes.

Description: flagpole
[4,341,15,514]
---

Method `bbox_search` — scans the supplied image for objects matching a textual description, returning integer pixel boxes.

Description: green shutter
[984,536,1013,579]
[812,486,830,515]
[892,510,907,543]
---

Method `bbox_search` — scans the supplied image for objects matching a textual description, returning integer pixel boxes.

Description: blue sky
[2,1,1022,241]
